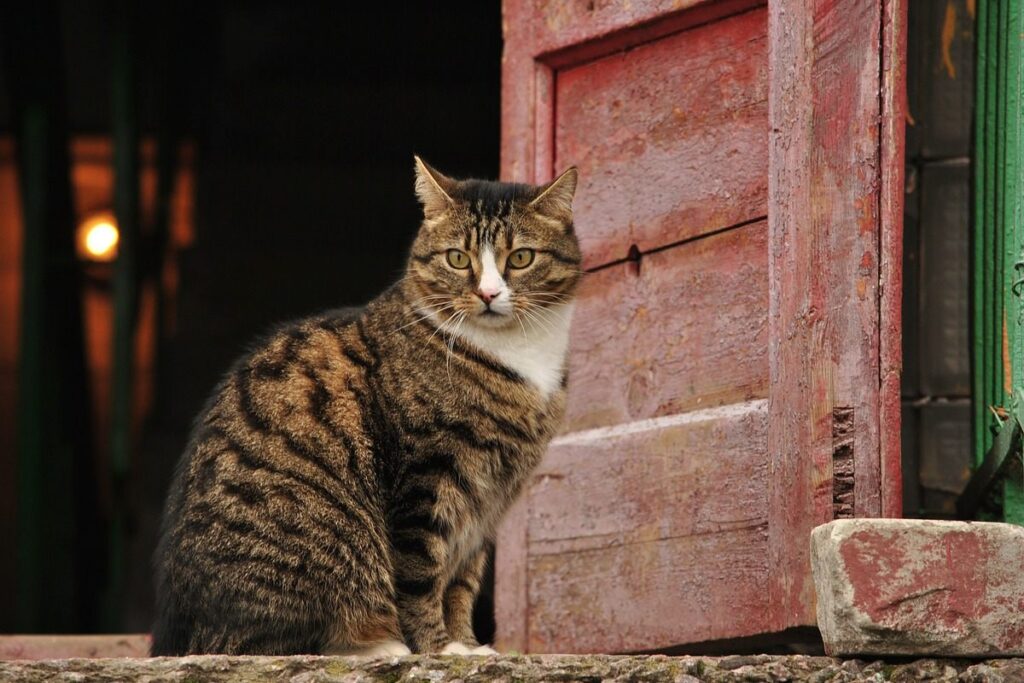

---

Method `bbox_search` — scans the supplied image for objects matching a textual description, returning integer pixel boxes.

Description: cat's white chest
[454,303,574,399]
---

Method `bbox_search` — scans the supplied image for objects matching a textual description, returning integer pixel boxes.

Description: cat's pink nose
[477,288,499,304]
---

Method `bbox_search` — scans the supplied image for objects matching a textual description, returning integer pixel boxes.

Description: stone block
[811,518,1024,657]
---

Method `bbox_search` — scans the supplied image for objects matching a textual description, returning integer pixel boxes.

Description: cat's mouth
[473,307,514,329]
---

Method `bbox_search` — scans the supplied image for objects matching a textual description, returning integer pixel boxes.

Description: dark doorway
[0,0,502,640]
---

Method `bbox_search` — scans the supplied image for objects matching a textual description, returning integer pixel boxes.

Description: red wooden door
[497,0,906,652]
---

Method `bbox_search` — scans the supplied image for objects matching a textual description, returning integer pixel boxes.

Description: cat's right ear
[528,166,578,225]
[414,156,455,219]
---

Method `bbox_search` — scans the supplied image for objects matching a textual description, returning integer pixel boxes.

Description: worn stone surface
[0,635,151,660]
[1,654,1024,682]
[812,519,1024,657]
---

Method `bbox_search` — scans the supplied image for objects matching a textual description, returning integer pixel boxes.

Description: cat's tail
[150,595,192,656]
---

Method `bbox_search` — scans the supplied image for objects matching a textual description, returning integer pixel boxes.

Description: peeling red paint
[816,521,1024,655]
[839,529,995,632]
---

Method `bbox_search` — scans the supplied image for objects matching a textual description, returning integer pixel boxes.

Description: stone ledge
[0,634,151,660]
[2,654,1024,682]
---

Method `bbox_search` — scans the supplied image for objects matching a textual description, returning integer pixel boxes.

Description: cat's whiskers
[518,305,555,336]
[522,291,570,303]
[391,302,458,335]
[445,310,469,387]
[409,297,453,313]
[392,308,455,336]
[524,298,565,322]
[529,297,571,330]
[532,305,571,337]
[408,293,453,307]
[425,304,467,347]
[513,312,529,342]
[521,293,574,324]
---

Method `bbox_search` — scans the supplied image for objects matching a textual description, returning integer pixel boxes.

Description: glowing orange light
[77,213,119,262]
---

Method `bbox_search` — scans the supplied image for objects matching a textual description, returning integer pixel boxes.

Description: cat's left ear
[414,155,456,218]
[528,166,578,225]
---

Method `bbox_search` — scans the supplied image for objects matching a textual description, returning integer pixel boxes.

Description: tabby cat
[151,158,581,656]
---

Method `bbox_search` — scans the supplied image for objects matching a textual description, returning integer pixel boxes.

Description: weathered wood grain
[528,527,769,653]
[531,0,762,65]
[564,220,768,432]
[555,7,768,268]
[767,0,901,633]
[493,495,529,653]
[524,401,769,653]
[767,0,843,631]
[879,0,907,517]
[533,401,769,549]
[501,0,539,185]
[531,0,704,56]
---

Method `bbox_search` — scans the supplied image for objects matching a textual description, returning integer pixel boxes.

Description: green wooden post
[978,0,995,458]
[974,0,989,466]
[995,1,1007,423]
[1014,1,1024,397]
[969,0,1024,523]
[1002,0,1024,524]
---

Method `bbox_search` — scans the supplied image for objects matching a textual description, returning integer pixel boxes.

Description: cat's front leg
[442,547,496,654]
[393,527,454,653]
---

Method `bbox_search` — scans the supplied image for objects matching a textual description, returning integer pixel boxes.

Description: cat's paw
[470,644,498,655]
[371,640,413,657]
[327,639,411,657]
[440,642,474,655]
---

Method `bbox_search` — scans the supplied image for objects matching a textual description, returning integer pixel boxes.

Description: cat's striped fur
[151,159,581,655]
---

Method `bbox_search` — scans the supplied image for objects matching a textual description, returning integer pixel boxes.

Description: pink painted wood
[555,8,768,268]
[527,401,769,652]
[879,0,908,518]
[766,0,905,632]
[564,220,768,433]
[497,0,905,653]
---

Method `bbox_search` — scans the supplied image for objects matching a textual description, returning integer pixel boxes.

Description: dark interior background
[900,0,974,520]
[0,0,501,636]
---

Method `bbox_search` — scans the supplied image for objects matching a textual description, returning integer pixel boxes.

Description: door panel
[565,220,768,433]
[526,400,769,652]
[556,7,768,267]
[498,0,906,653]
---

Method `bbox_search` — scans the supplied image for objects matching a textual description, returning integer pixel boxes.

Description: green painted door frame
[966,0,1024,522]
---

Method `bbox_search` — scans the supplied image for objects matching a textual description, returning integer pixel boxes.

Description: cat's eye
[446,249,470,269]
[507,248,535,269]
